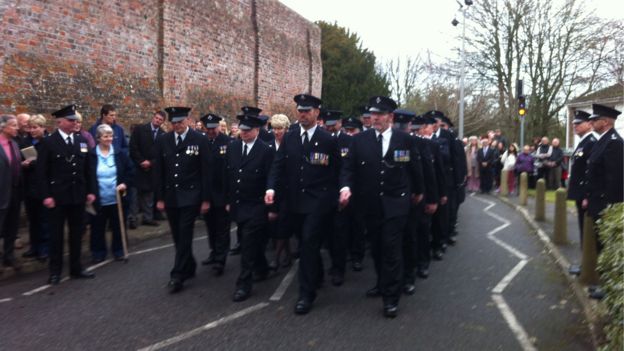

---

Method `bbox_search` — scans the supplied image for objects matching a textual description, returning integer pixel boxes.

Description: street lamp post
[453,0,472,139]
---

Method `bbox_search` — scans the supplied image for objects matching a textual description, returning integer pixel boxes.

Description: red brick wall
[0,0,321,127]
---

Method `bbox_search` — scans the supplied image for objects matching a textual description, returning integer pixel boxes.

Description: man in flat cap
[153,107,212,293]
[265,93,341,315]
[37,104,97,285]
[339,96,424,318]
[227,110,276,302]
[198,113,232,276]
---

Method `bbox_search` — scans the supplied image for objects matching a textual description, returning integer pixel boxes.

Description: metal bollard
[579,213,600,285]
[535,179,546,221]
[519,172,528,206]
[500,170,509,196]
[553,188,568,244]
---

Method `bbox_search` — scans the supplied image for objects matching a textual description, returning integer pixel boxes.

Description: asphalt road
[0,195,593,351]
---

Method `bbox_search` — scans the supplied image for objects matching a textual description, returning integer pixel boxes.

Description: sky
[279,0,623,64]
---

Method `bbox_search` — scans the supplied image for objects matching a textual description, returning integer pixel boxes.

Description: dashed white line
[473,194,535,351]
[0,297,13,303]
[137,302,270,351]
[269,259,298,301]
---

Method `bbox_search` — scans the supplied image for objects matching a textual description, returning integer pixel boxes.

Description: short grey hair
[0,114,17,132]
[96,124,114,140]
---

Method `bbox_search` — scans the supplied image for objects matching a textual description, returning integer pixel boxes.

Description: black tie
[377,134,383,157]
[66,136,73,146]
[243,144,248,157]
[153,129,158,141]
[303,131,309,147]
[177,135,182,146]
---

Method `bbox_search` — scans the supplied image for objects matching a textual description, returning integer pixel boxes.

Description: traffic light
[518,96,526,116]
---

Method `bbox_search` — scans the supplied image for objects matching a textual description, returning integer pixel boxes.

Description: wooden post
[535,179,546,221]
[553,188,568,244]
[500,170,509,196]
[579,214,600,285]
[519,172,528,206]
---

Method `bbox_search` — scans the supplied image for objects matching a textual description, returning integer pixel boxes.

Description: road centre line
[137,302,270,351]
[269,259,298,301]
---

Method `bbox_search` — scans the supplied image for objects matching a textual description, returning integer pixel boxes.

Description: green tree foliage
[317,21,390,116]
[597,203,624,351]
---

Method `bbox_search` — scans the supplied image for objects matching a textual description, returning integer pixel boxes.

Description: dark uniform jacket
[267,126,340,214]
[36,131,95,206]
[206,133,231,208]
[426,137,447,200]
[226,139,275,223]
[567,133,596,201]
[412,135,438,205]
[129,122,165,192]
[434,129,456,190]
[585,128,623,217]
[88,147,135,210]
[258,128,275,144]
[341,129,424,219]
[153,129,211,208]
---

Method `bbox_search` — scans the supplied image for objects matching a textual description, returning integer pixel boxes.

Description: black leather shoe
[294,298,312,315]
[403,284,416,295]
[167,279,183,294]
[417,268,429,279]
[229,243,241,256]
[383,304,398,318]
[352,260,363,272]
[22,250,37,259]
[201,256,216,265]
[48,275,61,285]
[212,264,225,277]
[232,288,251,302]
[441,243,448,252]
[432,251,444,261]
[142,219,159,227]
[366,286,381,298]
[331,273,344,287]
[70,270,95,279]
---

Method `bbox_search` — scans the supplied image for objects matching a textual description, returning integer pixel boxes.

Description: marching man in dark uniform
[37,104,96,285]
[226,109,275,302]
[583,104,623,299]
[339,96,424,318]
[153,107,211,293]
[265,94,340,315]
[199,113,231,276]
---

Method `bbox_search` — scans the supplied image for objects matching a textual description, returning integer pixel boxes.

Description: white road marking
[473,195,535,351]
[269,259,298,301]
[137,302,270,351]
[0,297,13,303]
[492,295,538,351]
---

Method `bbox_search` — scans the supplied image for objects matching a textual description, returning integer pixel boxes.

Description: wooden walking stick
[116,188,129,262]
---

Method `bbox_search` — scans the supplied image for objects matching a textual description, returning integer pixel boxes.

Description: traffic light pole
[520,115,525,149]
[458,5,466,139]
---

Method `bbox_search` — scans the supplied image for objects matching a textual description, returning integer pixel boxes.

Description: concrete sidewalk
[496,192,605,346]
[1,218,174,282]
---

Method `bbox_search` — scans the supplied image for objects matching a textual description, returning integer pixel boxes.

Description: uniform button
[300,178,304,182]
[176,154,179,157]
[72,163,76,166]
[175,184,179,187]
[175,163,179,167]
[174,174,178,177]
[380,170,385,174]
[239,169,242,173]
[236,190,239,194]
[301,189,305,192]
[379,192,384,196]
[237,179,241,183]
[300,166,304,170]
[236,200,239,204]
[380,181,384,185]
[72,172,76,175]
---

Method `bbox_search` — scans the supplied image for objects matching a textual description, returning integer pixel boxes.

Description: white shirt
[174,127,190,145]
[300,124,318,144]
[242,137,257,156]
[58,129,74,145]
[375,127,393,157]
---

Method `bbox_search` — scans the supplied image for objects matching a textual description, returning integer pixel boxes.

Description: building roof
[568,83,624,106]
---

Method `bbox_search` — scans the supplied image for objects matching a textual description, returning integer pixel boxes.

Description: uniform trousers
[327,207,349,275]
[203,206,231,265]
[431,202,449,252]
[575,200,586,246]
[48,203,85,276]
[166,205,199,281]
[403,205,421,285]
[366,214,406,305]
[236,207,269,291]
[415,208,433,270]
[349,210,366,263]
[287,211,331,300]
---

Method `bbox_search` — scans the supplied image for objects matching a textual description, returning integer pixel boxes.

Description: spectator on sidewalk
[21,114,50,261]
[501,143,518,194]
[74,112,96,149]
[493,140,505,191]
[534,137,552,183]
[88,104,128,154]
[477,137,495,193]
[129,111,165,228]
[545,138,563,189]
[88,124,134,263]
[465,136,480,192]
[0,115,23,270]
[493,128,508,149]
[515,145,535,188]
